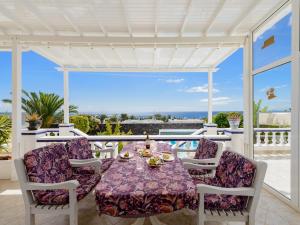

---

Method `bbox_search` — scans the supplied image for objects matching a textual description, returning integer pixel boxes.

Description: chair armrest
[24,180,80,191]
[176,149,197,153]
[70,159,102,168]
[183,162,217,170]
[181,158,217,164]
[197,184,255,196]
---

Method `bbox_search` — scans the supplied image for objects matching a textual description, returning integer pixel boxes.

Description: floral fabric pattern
[192,150,256,211]
[101,158,115,173]
[33,173,101,205]
[24,143,100,205]
[24,144,73,183]
[194,138,218,159]
[65,137,93,159]
[95,142,198,217]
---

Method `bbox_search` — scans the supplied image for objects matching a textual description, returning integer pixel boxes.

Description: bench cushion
[24,144,73,183]
[33,173,101,205]
[194,138,218,159]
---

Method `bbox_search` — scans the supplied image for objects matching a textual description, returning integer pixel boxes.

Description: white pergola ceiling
[0,0,286,71]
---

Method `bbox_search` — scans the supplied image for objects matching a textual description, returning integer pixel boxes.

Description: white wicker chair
[183,152,267,225]
[15,158,100,225]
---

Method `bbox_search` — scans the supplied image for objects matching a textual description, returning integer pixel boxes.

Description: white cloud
[200,97,233,105]
[164,78,184,84]
[183,84,219,93]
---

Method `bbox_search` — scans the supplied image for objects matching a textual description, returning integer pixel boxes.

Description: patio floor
[0,180,300,225]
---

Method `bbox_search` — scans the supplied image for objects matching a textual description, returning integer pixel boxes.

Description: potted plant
[227,112,241,130]
[26,113,42,130]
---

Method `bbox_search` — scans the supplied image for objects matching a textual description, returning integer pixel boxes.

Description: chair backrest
[215,150,257,188]
[65,137,93,160]
[194,138,220,160]
[23,144,73,183]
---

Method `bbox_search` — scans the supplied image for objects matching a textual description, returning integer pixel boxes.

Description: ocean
[83,111,242,119]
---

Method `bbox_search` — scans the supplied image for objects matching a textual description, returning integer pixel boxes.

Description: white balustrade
[254,128,291,147]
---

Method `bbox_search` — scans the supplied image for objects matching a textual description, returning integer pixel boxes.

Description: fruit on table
[124,151,129,158]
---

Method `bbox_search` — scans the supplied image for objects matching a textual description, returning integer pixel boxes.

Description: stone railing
[254,128,291,147]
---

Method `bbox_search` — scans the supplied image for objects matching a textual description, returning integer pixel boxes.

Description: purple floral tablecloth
[95,142,198,218]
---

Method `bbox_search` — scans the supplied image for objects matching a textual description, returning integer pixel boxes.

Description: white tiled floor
[0,180,299,225]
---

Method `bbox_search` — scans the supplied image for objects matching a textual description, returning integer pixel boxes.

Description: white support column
[63,69,69,124]
[207,70,213,123]
[11,38,22,180]
[291,0,300,209]
[243,35,253,158]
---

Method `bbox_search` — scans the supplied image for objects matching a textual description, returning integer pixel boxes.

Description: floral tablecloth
[95,142,198,218]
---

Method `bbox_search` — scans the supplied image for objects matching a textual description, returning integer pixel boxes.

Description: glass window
[253,63,291,198]
[253,7,291,70]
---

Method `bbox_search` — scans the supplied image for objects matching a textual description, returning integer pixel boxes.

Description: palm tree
[253,99,268,127]
[3,91,78,128]
[0,115,11,153]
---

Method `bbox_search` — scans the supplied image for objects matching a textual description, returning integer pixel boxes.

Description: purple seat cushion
[192,151,256,211]
[65,137,93,160]
[24,144,73,183]
[194,138,218,159]
[188,168,211,176]
[33,173,101,205]
[215,150,256,188]
[101,158,115,173]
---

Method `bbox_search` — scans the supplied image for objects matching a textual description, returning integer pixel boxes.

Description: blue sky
[0,13,291,114]
[0,47,243,114]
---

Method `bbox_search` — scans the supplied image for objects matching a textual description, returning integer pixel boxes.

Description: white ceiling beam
[19,0,56,34]
[92,47,109,67]
[153,47,160,67]
[120,0,133,37]
[197,48,218,67]
[203,0,226,36]
[57,67,217,73]
[53,0,83,36]
[0,6,31,34]
[111,45,125,67]
[182,46,199,67]
[32,46,62,66]
[1,35,245,46]
[132,46,139,67]
[180,0,193,35]
[213,47,238,67]
[228,0,263,35]
[87,0,108,36]
[76,48,95,68]
[168,46,178,68]
[154,0,160,36]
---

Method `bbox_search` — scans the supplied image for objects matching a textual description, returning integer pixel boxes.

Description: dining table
[95,141,198,225]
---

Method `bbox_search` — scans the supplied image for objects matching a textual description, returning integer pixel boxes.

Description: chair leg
[69,212,78,225]
[197,214,204,225]
[25,210,35,225]
[246,218,255,225]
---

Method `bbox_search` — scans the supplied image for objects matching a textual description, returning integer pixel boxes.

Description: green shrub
[213,112,229,128]
[70,115,90,133]
[0,115,12,153]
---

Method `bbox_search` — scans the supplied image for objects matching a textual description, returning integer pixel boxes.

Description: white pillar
[63,69,69,124]
[291,0,300,209]
[243,36,252,158]
[11,39,22,180]
[207,70,213,123]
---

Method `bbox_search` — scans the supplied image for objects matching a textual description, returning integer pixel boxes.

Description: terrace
[0,0,299,225]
